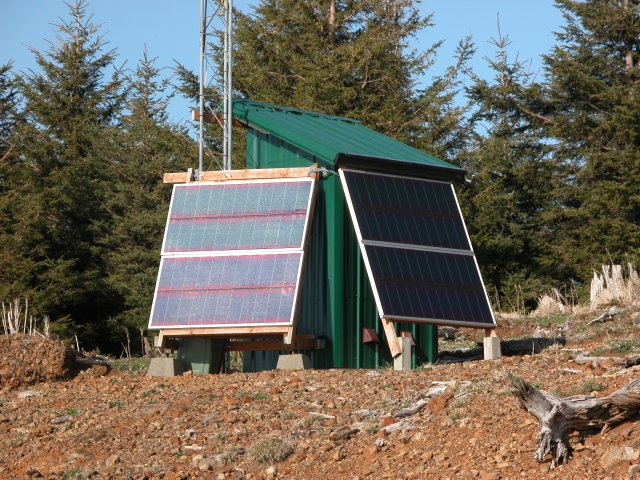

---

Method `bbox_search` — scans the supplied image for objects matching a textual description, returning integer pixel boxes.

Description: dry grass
[590,263,640,310]
[531,288,573,317]
[248,436,294,464]
[1,298,50,337]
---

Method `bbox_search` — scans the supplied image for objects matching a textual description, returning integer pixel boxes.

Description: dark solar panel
[340,168,495,328]
[150,254,300,327]
[341,170,470,250]
[365,245,494,326]
[163,180,313,253]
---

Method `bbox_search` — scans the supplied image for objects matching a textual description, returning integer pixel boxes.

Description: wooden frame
[151,166,320,352]
[163,166,316,184]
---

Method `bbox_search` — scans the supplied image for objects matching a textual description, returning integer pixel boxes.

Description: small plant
[215,432,229,443]
[108,377,119,384]
[142,385,164,398]
[61,468,83,480]
[608,337,640,354]
[253,392,268,400]
[531,383,542,390]
[248,436,294,464]
[108,400,122,409]
[219,446,242,465]
[111,357,151,372]
[579,379,605,394]
[65,407,78,416]
[302,414,324,427]
[282,410,296,421]
[364,420,379,435]
[377,360,393,370]
[449,408,465,422]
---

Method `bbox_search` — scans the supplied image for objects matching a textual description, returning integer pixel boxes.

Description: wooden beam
[163,167,314,184]
[381,317,401,357]
[228,335,320,352]
[191,109,245,128]
[158,326,290,337]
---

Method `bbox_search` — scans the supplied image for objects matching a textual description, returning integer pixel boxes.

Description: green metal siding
[243,129,438,371]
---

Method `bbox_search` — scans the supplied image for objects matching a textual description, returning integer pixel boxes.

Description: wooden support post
[483,327,501,360]
[381,318,401,358]
[393,336,412,371]
[285,326,295,345]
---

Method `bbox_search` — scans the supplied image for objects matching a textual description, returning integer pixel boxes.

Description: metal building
[230,100,485,370]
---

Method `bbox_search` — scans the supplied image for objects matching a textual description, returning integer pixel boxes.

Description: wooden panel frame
[164,166,316,184]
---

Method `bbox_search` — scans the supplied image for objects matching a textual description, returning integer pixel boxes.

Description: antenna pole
[198,0,233,174]
[223,0,233,171]
[198,0,206,177]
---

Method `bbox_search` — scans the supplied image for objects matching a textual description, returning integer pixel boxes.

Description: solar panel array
[340,169,495,328]
[149,178,315,329]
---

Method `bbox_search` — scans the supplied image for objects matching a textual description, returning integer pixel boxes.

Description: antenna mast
[198,0,233,176]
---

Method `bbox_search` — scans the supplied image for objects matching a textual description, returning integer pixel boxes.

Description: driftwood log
[511,376,640,468]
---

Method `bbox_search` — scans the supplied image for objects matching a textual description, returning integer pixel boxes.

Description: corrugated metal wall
[243,129,437,372]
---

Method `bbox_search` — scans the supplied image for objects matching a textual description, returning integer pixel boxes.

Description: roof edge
[335,154,467,184]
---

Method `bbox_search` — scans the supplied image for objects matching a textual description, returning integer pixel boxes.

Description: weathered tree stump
[510,376,640,468]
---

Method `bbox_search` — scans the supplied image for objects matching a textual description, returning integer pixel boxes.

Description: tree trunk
[510,376,640,468]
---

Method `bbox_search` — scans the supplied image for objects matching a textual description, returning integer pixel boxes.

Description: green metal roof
[233,100,466,182]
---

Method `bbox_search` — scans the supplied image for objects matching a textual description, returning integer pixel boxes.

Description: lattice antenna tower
[198,0,233,176]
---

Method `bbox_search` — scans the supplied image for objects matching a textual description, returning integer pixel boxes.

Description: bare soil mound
[0,334,75,390]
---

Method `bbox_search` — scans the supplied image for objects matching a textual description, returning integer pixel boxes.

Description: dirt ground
[1,309,639,480]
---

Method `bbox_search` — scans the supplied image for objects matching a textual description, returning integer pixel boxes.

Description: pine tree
[2,1,124,345]
[0,62,21,160]
[459,33,561,307]
[232,0,473,150]
[0,62,30,302]
[531,0,640,283]
[103,48,195,349]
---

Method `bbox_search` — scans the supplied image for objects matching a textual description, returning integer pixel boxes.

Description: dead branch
[396,399,428,418]
[511,376,640,469]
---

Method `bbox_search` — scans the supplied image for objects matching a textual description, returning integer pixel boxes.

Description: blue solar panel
[149,177,315,330]
[163,180,313,253]
[150,254,301,327]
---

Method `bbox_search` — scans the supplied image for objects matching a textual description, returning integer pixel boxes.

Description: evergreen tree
[0,62,29,302]
[0,62,21,159]
[531,0,640,283]
[104,48,195,348]
[459,34,561,307]
[231,0,473,154]
[2,1,123,345]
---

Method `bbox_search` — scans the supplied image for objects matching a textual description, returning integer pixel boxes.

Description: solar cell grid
[340,168,495,328]
[342,170,471,251]
[163,180,312,253]
[366,245,493,326]
[151,254,300,327]
[149,177,316,330]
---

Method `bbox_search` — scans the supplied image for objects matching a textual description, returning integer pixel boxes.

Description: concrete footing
[276,353,311,370]
[147,357,184,377]
[393,336,413,371]
[483,336,502,360]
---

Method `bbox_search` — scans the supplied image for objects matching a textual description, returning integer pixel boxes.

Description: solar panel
[151,254,301,327]
[340,169,495,328]
[149,177,316,330]
[341,169,470,250]
[163,180,312,253]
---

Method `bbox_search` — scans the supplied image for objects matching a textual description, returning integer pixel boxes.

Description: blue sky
[1,1,564,126]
